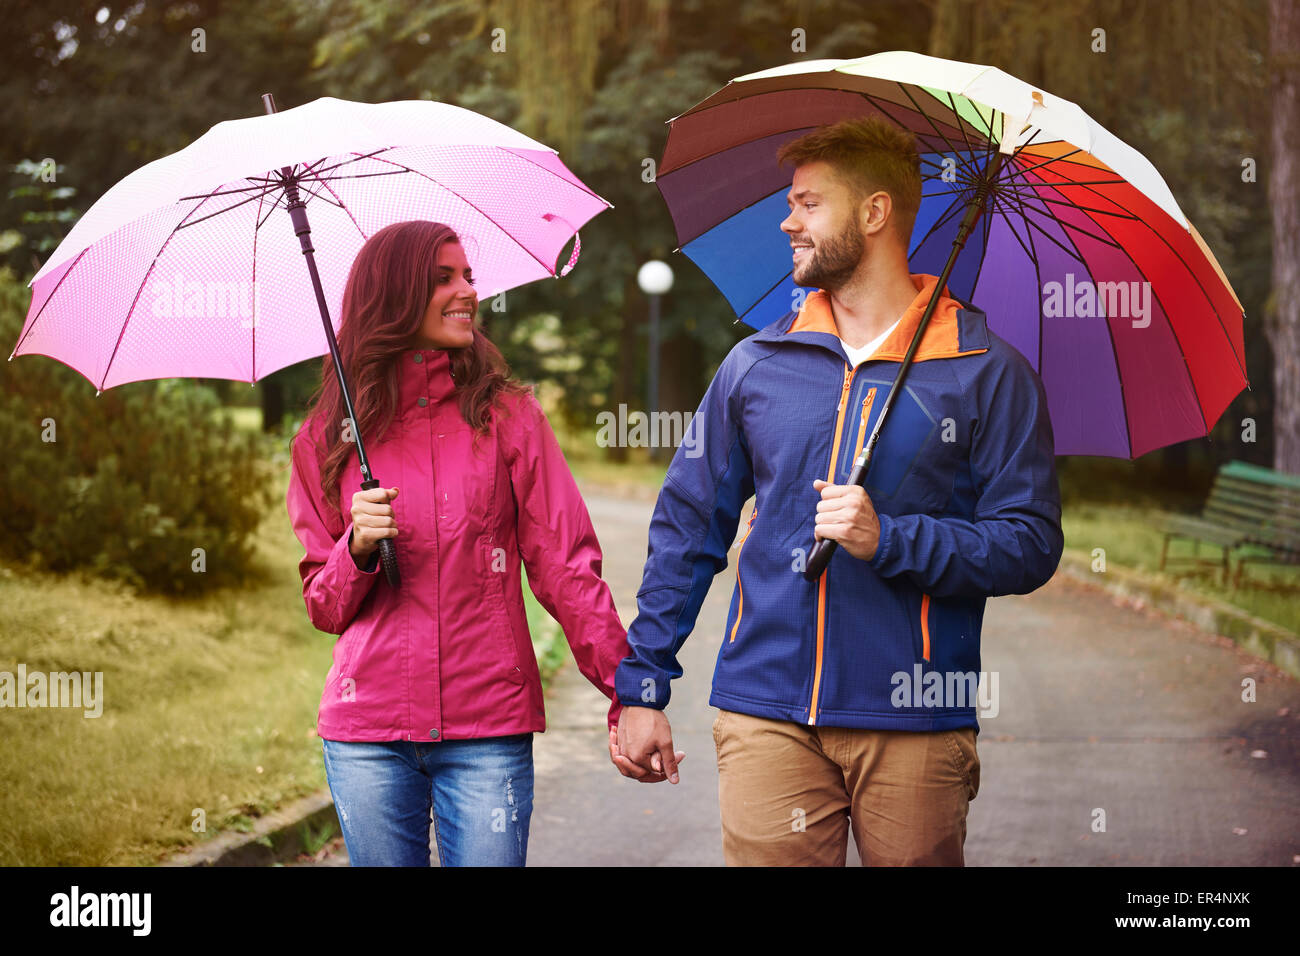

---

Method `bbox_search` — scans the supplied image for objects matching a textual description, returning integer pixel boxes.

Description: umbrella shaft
[802,150,1005,582]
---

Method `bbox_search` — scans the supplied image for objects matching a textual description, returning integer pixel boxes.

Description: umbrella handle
[803,452,868,581]
[376,537,401,589]
[805,535,838,580]
[360,478,402,589]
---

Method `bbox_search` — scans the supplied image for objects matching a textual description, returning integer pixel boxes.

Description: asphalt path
[304,489,1300,866]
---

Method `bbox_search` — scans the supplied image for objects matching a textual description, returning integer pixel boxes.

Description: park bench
[1157,460,1300,589]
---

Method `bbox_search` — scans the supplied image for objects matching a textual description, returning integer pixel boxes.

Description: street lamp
[637,260,673,461]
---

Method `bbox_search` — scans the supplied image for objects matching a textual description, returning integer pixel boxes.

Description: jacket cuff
[321,526,381,627]
[345,528,381,574]
[869,511,896,572]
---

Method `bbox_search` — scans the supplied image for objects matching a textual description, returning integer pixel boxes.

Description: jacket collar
[396,346,458,414]
[754,272,989,363]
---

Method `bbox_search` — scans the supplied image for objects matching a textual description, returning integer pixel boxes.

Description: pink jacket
[285,346,629,742]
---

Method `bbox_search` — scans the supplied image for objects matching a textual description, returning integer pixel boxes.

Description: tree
[1267,0,1299,472]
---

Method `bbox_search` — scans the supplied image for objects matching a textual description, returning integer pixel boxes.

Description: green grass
[0,465,565,866]
[1062,502,1300,634]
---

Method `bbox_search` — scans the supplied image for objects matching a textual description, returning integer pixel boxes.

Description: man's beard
[793,218,865,291]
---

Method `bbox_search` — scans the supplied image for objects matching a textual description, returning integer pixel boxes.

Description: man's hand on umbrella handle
[609,706,684,783]
[812,479,880,561]
[349,486,399,565]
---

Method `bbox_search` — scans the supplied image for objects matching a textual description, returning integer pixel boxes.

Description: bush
[0,269,276,594]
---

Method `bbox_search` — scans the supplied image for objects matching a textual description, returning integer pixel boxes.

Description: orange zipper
[851,387,879,463]
[729,505,758,643]
[809,362,855,725]
[920,593,931,661]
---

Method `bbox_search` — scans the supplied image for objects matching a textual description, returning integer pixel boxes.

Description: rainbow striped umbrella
[656,50,1248,461]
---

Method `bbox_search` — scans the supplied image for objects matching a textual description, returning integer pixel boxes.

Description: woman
[285,220,629,866]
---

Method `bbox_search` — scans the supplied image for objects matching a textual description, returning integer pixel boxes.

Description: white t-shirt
[840,317,901,368]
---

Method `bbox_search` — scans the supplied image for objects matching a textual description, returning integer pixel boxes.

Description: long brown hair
[301,220,531,503]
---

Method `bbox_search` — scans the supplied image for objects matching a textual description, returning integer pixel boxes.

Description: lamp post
[637,259,673,461]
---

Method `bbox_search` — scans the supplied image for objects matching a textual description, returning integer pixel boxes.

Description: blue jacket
[615,273,1064,734]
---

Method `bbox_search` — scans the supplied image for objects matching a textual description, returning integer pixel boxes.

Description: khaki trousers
[713,708,980,866]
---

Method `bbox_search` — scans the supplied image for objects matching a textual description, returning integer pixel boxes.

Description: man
[609,115,1063,866]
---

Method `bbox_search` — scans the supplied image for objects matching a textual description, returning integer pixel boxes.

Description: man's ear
[859,190,892,238]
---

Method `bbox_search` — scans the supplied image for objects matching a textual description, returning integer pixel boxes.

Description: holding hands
[609,706,685,784]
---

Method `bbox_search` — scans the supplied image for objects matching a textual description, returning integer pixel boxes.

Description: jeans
[321,734,534,866]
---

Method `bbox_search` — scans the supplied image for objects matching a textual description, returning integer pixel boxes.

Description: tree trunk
[607,272,644,463]
[259,374,284,434]
[1268,0,1300,473]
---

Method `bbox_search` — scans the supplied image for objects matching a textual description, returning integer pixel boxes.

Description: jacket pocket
[728,505,758,644]
[851,387,879,464]
[481,533,527,684]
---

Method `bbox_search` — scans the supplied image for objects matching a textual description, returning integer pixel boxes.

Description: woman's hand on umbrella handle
[349,486,399,565]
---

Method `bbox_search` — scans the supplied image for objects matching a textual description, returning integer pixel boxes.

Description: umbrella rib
[99,195,222,391]
[295,166,370,244]
[1057,176,1249,386]
[959,188,996,306]
[174,183,286,231]
[179,182,287,200]
[1008,147,1087,179]
[251,177,269,382]
[1006,180,1128,252]
[1015,192,1143,221]
[986,192,1039,269]
[1002,174,1212,445]
[11,247,89,359]
[939,89,983,158]
[1010,126,1049,157]
[501,147,612,207]
[293,148,392,180]
[1009,178,1127,187]
[908,188,979,259]
[999,158,1136,255]
[290,177,347,209]
[738,266,799,326]
[289,169,412,184]
[991,179,1137,455]
[361,153,557,276]
[894,83,984,168]
[1015,189,1051,382]
[859,90,986,182]
[256,191,282,230]
[1026,180,1213,444]
[1007,195,1095,267]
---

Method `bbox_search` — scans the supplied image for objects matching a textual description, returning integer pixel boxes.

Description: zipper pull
[836,363,852,411]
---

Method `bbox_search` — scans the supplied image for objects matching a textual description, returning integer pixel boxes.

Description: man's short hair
[777,115,922,245]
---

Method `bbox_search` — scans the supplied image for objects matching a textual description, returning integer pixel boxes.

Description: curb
[158,791,339,867]
[1056,548,1300,679]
